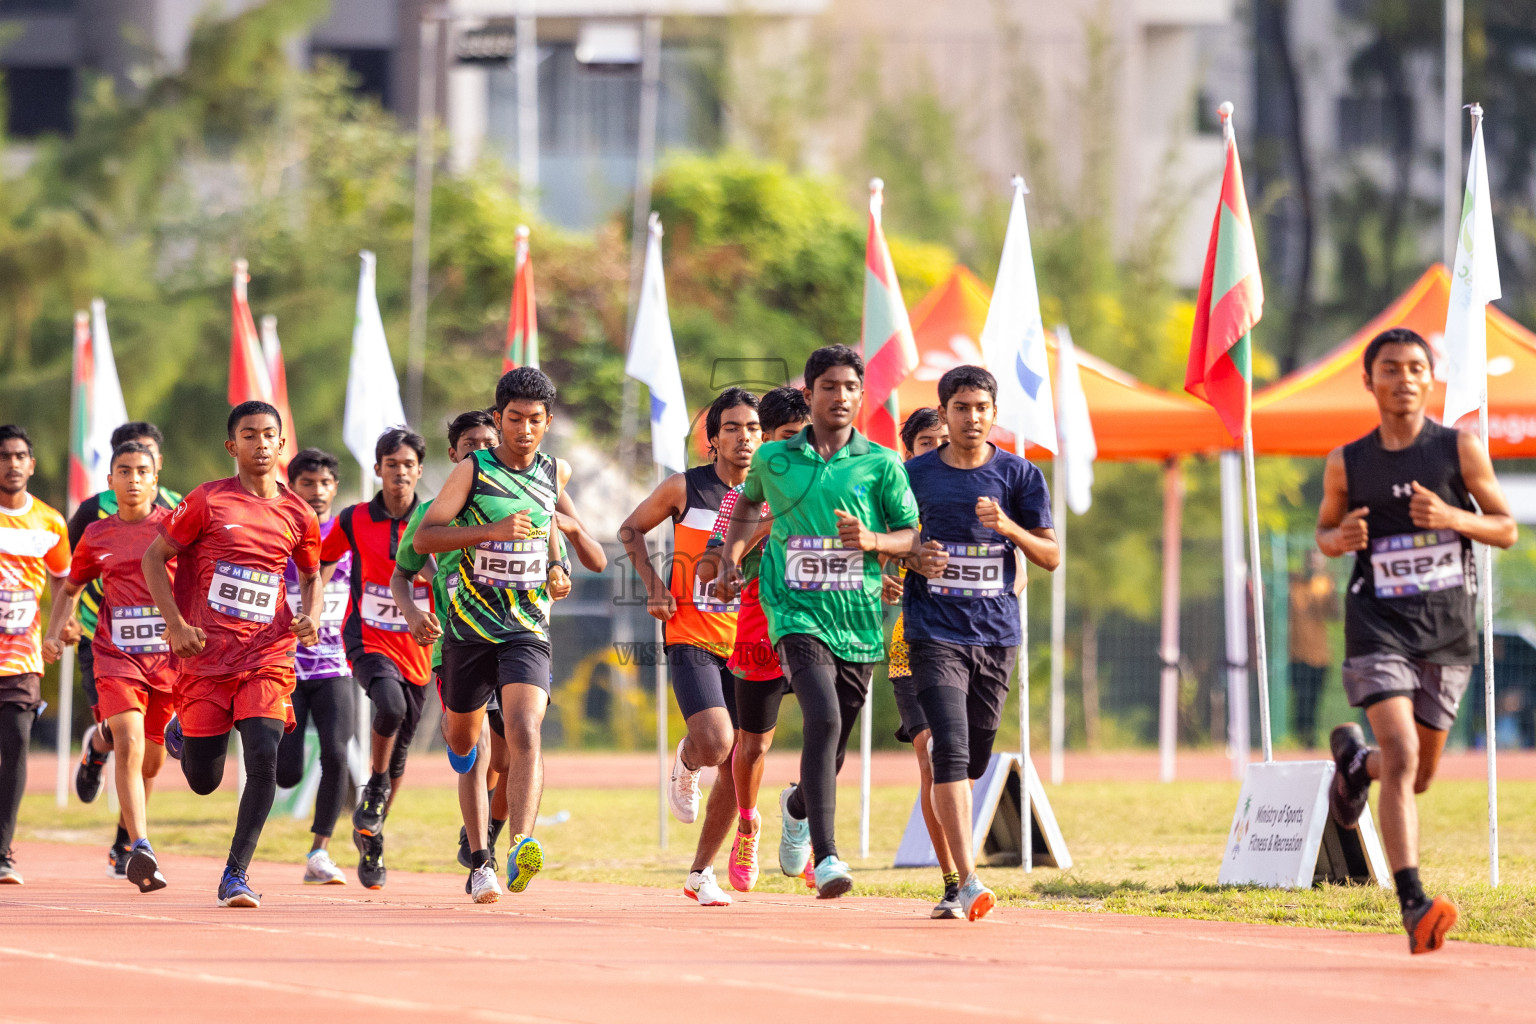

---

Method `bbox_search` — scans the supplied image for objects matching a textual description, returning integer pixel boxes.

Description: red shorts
[726,579,783,682]
[173,664,297,738]
[94,673,177,745]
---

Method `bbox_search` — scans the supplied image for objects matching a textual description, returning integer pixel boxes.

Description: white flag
[1054,325,1097,515]
[980,177,1057,453]
[87,298,129,482]
[625,214,690,474]
[343,251,407,472]
[1442,116,1502,428]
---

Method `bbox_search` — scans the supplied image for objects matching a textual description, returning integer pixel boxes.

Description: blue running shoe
[506,835,543,893]
[812,855,853,900]
[126,839,167,893]
[446,743,478,775]
[163,715,184,761]
[217,865,260,908]
[778,785,811,878]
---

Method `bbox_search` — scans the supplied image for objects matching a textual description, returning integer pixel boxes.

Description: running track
[4,843,1535,1023]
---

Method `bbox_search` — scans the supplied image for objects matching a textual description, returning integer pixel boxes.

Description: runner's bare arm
[142,534,204,658]
[1315,448,1369,556]
[546,461,573,600]
[413,457,531,554]
[319,560,340,587]
[390,564,442,647]
[617,474,686,620]
[974,496,1060,571]
[292,567,322,646]
[40,577,86,662]
[1419,431,1518,548]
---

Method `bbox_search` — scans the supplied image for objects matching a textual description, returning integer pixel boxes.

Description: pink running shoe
[729,824,760,892]
[802,861,816,890]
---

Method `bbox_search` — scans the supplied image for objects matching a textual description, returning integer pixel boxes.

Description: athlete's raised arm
[975,497,1059,571]
[40,576,86,663]
[390,563,442,649]
[412,456,530,554]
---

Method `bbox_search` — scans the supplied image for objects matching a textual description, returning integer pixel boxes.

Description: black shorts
[79,636,98,707]
[736,674,791,734]
[890,672,929,744]
[776,634,875,701]
[667,643,738,727]
[440,636,553,715]
[353,651,406,692]
[0,673,41,711]
[908,637,1015,732]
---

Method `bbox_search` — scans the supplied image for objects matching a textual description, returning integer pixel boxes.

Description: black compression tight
[276,676,356,839]
[0,704,33,857]
[182,718,286,871]
[781,659,867,866]
[916,685,999,785]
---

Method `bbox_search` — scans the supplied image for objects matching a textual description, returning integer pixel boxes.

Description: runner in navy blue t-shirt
[901,364,1059,922]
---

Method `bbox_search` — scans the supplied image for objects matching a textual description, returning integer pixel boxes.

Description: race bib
[785,536,864,592]
[111,605,169,653]
[0,588,38,635]
[446,570,461,596]
[692,571,739,614]
[1370,530,1464,598]
[929,541,1008,598]
[471,540,545,590]
[286,581,348,631]
[360,581,429,633]
[207,562,282,623]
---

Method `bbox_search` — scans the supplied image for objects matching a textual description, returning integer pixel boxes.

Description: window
[4,66,73,138]
[313,47,392,110]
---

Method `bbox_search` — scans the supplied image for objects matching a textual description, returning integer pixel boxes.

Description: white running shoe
[469,864,503,904]
[302,849,347,885]
[684,866,732,907]
[668,739,702,824]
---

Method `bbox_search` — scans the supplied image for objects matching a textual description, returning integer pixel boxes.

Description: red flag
[261,314,296,481]
[860,179,919,449]
[230,260,291,479]
[67,312,94,514]
[504,226,539,371]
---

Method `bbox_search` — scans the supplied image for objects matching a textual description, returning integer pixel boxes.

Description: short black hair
[1363,327,1435,376]
[900,407,944,454]
[447,409,497,449]
[759,386,811,435]
[705,388,759,442]
[227,401,281,439]
[495,366,557,415]
[804,345,864,391]
[288,447,340,481]
[109,440,157,471]
[0,424,34,456]
[111,421,164,450]
[937,365,998,407]
[375,427,426,465]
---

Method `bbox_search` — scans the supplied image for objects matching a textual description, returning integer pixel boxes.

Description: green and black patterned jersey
[67,485,181,635]
[442,448,562,644]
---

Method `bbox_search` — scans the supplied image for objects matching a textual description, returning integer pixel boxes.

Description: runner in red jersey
[141,401,322,908]
[43,442,175,893]
[320,427,433,890]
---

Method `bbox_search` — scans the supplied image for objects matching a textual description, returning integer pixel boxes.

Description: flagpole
[1243,428,1273,763]
[654,459,668,851]
[1019,576,1031,873]
[1049,452,1066,785]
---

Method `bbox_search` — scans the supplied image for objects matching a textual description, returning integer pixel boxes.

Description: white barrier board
[895,753,1071,870]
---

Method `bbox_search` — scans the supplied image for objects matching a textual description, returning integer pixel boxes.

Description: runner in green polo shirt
[718,345,938,898]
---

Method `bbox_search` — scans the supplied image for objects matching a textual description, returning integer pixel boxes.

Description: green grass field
[18,776,1536,947]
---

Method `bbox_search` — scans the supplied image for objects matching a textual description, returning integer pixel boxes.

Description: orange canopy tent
[897,267,1231,460]
[1252,265,1536,458]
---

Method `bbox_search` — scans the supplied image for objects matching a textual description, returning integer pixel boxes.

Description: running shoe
[163,714,184,761]
[352,779,391,837]
[303,848,346,885]
[0,853,21,885]
[217,865,259,908]
[106,841,129,879]
[931,880,962,920]
[959,873,996,922]
[778,784,811,878]
[728,820,760,892]
[668,739,701,824]
[1329,723,1372,830]
[506,834,542,893]
[802,861,816,890]
[446,743,478,774]
[75,723,110,803]
[125,839,167,893]
[1404,895,1458,955]
[457,826,473,869]
[684,866,732,906]
[354,830,386,890]
[813,856,853,899]
[468,864,502,904]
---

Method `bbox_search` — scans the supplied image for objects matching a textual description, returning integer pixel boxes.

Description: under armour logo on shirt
[1392,484,1412,498]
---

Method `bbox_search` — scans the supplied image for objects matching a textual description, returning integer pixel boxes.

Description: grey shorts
[1342,652,1472,732]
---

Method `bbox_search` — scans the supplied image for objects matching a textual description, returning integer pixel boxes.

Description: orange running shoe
[1404,895,1458,955]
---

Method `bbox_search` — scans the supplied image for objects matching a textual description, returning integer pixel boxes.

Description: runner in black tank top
[1315,328,1516,955]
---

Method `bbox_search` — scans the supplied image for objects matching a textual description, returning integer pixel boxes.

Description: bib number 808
[219,583,272,609]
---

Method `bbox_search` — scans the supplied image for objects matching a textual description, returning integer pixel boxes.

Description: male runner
[901,366,1058,922]
[274,448,354,885]
[718,346,927,898]
[695,386,809,893]
[0,425,71,885]
[44,441,176,892]
[412,368,572,897]
[320,427,433,890]
[69,421,179,878]
[619,388,761,906]
[142,401,322,908]
[887,406,962,917]
[1316,328,1516,954]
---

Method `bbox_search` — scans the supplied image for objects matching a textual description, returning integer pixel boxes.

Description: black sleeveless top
[1342,419,1476,664]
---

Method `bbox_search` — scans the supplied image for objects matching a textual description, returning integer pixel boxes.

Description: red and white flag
[230,260,293,479]
[860,179,920,449]
[504,225,539,371]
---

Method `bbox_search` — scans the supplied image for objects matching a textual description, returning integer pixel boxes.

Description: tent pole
[1480,398,1498,886]
[1158,459,1183,782]
[653,460,668,851]
[1019,576,1031,873]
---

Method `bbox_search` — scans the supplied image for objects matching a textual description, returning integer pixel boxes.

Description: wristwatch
[549,558,571,576]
